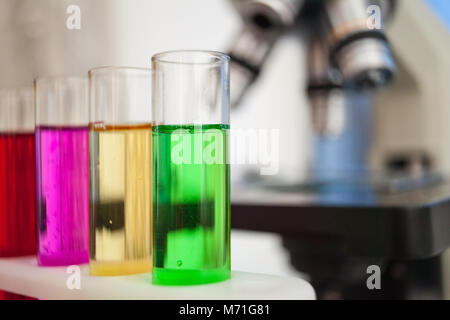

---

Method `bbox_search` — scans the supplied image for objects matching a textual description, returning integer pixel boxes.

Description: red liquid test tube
[0,88,37,300]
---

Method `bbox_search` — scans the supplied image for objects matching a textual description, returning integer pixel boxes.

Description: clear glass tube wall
[152,50,231,285]
[35,77,90,266]
[89,67,152,276]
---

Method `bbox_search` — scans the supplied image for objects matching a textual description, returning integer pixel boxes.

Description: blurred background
[0,0,449,300]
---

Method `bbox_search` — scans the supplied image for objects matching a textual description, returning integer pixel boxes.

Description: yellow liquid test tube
[89,124,152,276]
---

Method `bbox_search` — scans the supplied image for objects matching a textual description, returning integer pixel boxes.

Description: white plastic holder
[0,257,315,300]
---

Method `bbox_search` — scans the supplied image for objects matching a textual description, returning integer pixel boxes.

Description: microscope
[228,0,450,299]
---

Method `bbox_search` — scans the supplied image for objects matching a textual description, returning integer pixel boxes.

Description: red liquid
[0,133,37,300]
[0,291,35,300]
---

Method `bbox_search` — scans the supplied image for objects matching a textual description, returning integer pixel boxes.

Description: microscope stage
[231,180,450,259]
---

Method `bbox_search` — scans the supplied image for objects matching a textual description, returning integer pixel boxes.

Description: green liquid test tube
[152,51,231,285]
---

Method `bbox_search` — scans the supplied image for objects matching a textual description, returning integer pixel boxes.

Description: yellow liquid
[89,124,152,276]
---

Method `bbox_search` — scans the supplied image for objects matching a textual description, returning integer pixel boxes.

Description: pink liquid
[36,126,89,266]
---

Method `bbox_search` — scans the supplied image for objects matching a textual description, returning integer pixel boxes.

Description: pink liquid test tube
[35,77,90,266]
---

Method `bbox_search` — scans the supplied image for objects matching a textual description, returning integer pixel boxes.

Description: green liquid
[152,124,231,285]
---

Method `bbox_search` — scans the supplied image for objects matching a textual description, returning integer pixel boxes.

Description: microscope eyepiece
[228,0,305,107]
[321,0,396,89]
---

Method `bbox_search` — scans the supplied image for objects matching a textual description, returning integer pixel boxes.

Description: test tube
[89,67,152,276]
[152,50,231,285]
[0,88,36,258]
[35,77,90,266]
[0,88,37,300]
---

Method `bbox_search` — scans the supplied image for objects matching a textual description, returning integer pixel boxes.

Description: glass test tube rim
[88,66,153,128]
[89,66,152,77]
[34,75,89,112]
[151,50,230,66]
[34,75,88,86]
[152,50,231,126]
[34,75,89,129]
